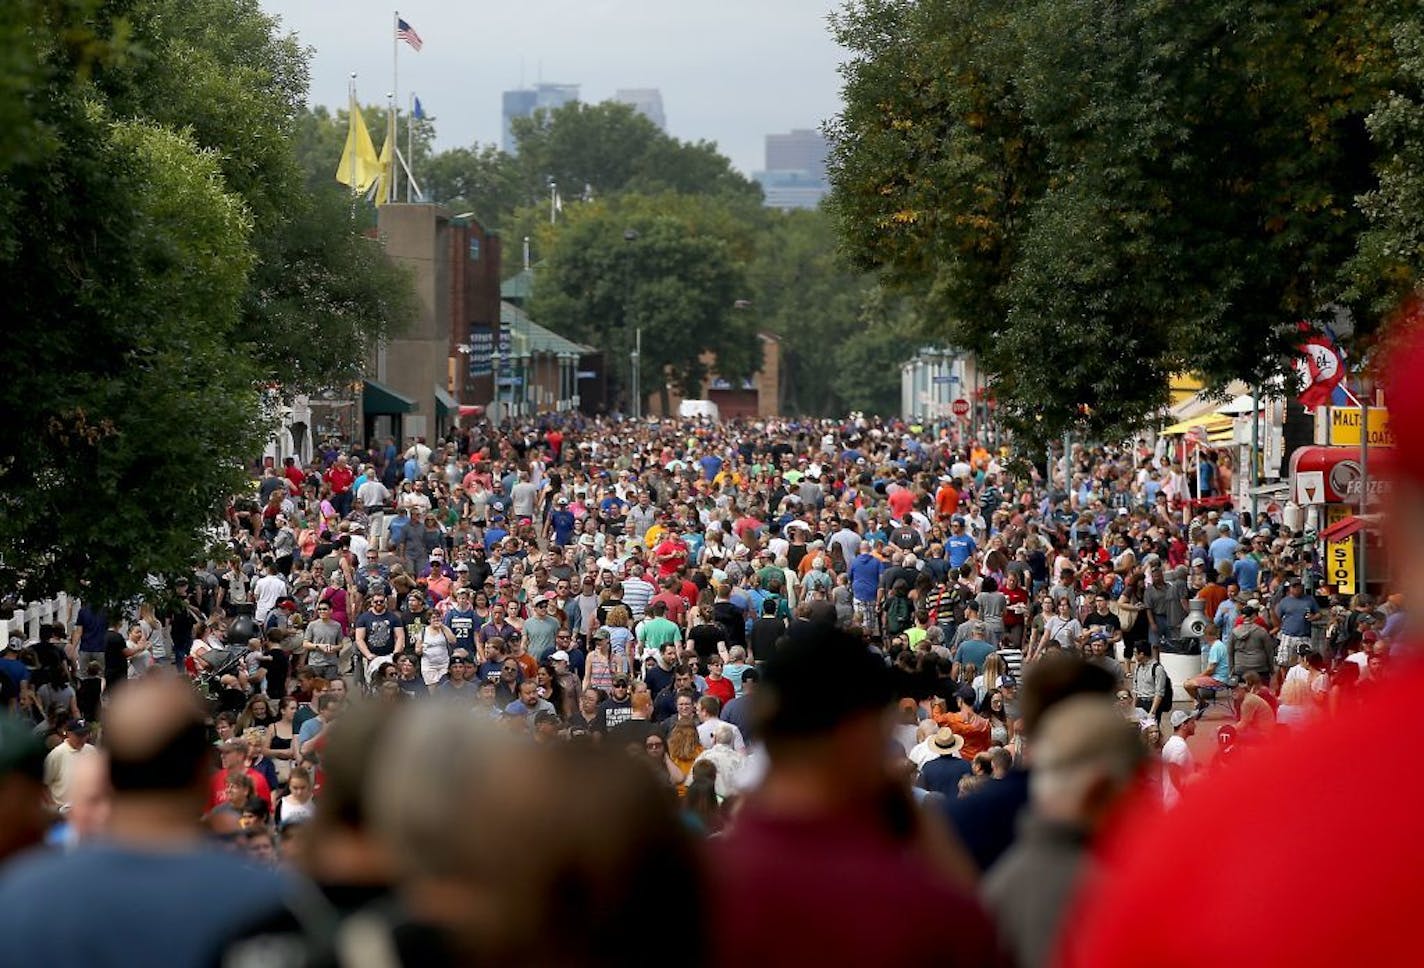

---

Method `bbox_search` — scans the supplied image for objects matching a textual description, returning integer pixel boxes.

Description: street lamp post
[630,328,641,420]
[623,228,639,419]
[1360,368,1374,594]
[490,349,502,424]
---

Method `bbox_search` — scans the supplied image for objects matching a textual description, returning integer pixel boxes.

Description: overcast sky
[259,0,848,175]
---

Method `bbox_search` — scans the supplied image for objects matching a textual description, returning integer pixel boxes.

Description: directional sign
[1294,470,1325,505]
[951,398,971,418]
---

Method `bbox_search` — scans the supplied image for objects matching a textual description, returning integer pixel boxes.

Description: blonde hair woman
[604,604,634,660]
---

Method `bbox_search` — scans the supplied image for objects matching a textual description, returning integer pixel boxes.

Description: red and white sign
[951,398,971,418]
[1288,446,1394,505]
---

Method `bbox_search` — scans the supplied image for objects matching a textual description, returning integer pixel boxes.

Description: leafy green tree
[1353,4,1424,318]
[510,101,762,207]
[529,195,756,414]
[103,0,416,389]
[0,98,261,606]
[422,143,524,229]
[744,209,900,415]
[829,0,1401,446]
[0,0,415,607]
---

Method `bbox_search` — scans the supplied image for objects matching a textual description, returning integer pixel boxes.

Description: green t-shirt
[637,616,683,652]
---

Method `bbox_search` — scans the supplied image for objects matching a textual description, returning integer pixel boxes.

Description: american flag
[396,18,423,51]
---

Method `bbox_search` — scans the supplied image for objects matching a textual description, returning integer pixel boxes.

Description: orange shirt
[935,486,960,518]
[1196,583,1228,621]
[933,710,992,761]
[514,652,538,682]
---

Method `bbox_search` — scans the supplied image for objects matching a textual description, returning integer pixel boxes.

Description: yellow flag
[372,119,395,207]
[335,100,382,192]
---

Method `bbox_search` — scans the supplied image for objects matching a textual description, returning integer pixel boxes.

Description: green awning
[433,385,457,416]
[363,379,417,415]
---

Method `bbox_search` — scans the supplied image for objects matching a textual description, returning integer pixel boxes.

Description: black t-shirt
[264,648,291,699]
[889,527,921,551]
[103,630,127,683]
[750,617,788,660]
[607,717,658,750]
[1083,611,1122,636]
[687,623,725,663]
[600,697,633,729]
[711,601,747,647]
[644,664,676,698]
[167,600,199,650]
[356,610,404,657]
[787,544,809,572]
[566,709,606,737]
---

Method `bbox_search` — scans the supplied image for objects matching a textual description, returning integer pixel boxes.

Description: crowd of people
[0,405,1418,966]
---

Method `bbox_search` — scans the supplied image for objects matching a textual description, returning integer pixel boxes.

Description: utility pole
[631,327,642,420]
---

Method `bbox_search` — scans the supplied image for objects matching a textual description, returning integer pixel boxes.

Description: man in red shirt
[652,532,687,579]
[713,624,999,966]
[936,477,961,519]
[327,455,355,517]
[650,576,686,625]
[887,474,915,520]
[208,738,271,809]
[281,456,304,490]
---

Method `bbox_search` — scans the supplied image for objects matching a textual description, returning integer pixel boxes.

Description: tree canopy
[828,0,1415,446]
[0,0,415,607]
[528,195,758,415]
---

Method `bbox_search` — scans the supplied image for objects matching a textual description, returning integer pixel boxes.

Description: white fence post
[1,594,79,643]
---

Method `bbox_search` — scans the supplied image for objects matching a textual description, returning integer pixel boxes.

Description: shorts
[1278,634,1310,666]
[1186,674,1227,691]
[853,599,879,634]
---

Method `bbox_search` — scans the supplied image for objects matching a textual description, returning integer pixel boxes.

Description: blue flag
[413,96,426,120]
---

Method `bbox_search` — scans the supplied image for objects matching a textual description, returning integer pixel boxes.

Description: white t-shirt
[43,742,98,808]
[253,574,287,622]
[1161,734,1195,808]
[1346,651,1370,680]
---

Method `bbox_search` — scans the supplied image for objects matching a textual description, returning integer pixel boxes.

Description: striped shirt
[996,647,1024,681]
[620,577,655,620]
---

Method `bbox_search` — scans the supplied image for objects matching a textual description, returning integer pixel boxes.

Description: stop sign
[951,398,970,418]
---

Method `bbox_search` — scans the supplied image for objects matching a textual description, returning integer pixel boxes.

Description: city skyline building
[614,88,667,130]
[501,82,580,153]
[754,127,830,210]
[765,128,828,179]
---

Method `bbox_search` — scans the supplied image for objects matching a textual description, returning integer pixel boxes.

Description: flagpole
[550,181,557,225]
[348,74,358,218]
[391,10,399,203]
[407,92,414,203]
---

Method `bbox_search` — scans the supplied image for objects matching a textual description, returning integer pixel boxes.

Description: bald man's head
[68,751,111,841]
[1029,696,1145,829]
[106,676,210,794]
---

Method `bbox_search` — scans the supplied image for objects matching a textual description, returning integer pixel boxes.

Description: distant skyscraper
[755,128,830,211]
[501,83,580,154]
[765,129,828,182]
[614,88,666,131]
